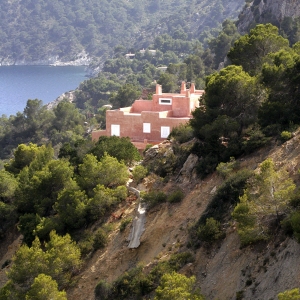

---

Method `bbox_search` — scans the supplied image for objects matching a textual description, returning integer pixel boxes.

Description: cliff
[237,0,300,33]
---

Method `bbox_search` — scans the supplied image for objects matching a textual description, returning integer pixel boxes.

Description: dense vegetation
[0,137,142,298]
[189,24,300,176]
[0,0,244,63]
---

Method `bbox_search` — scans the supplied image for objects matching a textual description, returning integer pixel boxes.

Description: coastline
[0,51,91,67]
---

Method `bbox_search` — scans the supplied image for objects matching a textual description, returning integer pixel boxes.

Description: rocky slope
[66,134,300,300]
[237,0,300,33]
[1,135,300,299]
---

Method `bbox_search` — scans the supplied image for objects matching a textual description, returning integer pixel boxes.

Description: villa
[92,82,204,150]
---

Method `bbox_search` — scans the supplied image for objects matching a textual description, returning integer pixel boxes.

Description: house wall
[131,100,153,113]
[91,82,205,149]
[92,109,189,144]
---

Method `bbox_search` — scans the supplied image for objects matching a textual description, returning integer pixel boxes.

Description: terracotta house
[92,82,204,149]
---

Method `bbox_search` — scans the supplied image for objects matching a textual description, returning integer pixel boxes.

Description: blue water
[0,65,87,116]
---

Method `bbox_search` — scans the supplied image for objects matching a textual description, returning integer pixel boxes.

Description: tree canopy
[228,24,290,75]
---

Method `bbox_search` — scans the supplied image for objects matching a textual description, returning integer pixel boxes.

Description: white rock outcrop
[0,50,90,66]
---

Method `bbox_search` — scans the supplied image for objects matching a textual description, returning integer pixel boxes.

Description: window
[161,126,170,138]
[111,124,120,136]
[143,123,151,133]
[159,98,172,105]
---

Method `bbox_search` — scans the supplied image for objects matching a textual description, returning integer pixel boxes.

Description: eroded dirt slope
[68,133,300,300]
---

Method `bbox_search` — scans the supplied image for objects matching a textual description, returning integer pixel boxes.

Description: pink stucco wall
[91,82,204,149]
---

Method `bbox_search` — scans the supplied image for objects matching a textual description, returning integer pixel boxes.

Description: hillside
[68,134,300,300]
[0,0,245,65]
[237,0,300,34]
[2,2,300,299]
[1,135,300,299]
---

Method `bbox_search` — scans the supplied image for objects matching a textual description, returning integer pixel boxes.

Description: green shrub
[238,226,268,247]
[141,191,167,208]
[216,157,239,179]
[278,288,300,300]
[110,266,149,298]
[242,127,271,154]
[197,217,223,243]
[132,165,148,183]
[236,290,244,300]
[120,218,132,232]
[78,231,94,256]
[93,228,108,250]
[190,169,252,248]
[196,153,219,178]
[167,189,184,203]
[281,131,293,142]
[169,123,194,144]
[286,211,300,242]
[167,252,194,270]
[95,252,195,299]
[201,169,252,222]
[0,201,17,240]
[34,216,64,241]
[289,190,300,208]
[95,280,112,300]
[91,136,141,165]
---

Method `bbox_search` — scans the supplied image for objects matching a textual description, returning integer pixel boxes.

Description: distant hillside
[0,0,245,65]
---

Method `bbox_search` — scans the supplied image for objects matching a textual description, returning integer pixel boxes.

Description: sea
[0,65,87,117]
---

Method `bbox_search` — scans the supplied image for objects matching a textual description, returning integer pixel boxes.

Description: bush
[91,136,141,165]
[280,131,293,142]
[78,231,94,256]
[95,280,112,300]
[285,211,300,242]
[132,165,148,183]
[169,123,194,144]
[120,218,132,232]
[242,127,271,154]
[154,271,204,300]
[167,189,184,203]
[94,252,195,299]
[93,228,108,250]
[189,169,252,248]
[278,288,300,300]
[238,226,268,247]
[141,191,167,208]
[110,266,149,298]
[196,153,219,178]
[216,157,239,179]
[201,169,252,222]
[197,217,223,243]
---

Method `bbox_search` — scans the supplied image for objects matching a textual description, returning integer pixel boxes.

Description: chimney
[186,89,190,97]
[156,84,162,95]
[190,82,195,93]
[180,81,186,94]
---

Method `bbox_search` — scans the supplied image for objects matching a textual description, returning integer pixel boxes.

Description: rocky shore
[46,90,77,110]
[0,51,91,67]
